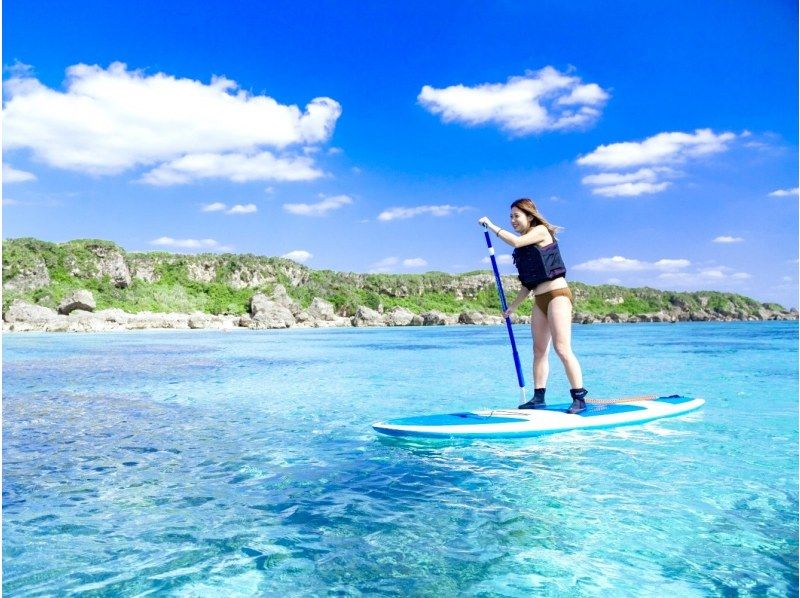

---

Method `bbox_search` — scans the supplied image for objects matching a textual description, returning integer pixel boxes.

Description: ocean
[3,322,798,596]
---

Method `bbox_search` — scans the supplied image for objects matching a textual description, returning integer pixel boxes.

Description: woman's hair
[510,198,562,239]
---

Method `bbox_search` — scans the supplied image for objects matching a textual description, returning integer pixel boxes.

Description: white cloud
[657,265,751,284]
[481,254,513,265]
[149,237,230,251]
[282,250,312,263]
[3,62,341,183]
[577,129,736,169]
[202,202,227,212]
[607,278,622,284]
[2,198,21,205]
[653,259,692,271]
[141,152,323,185]
[577,129,735,196]
[227,203,257,214]
[283,194,353,216]
[713,235,744,244]
[370,257,399,273]
[378,204,470,221]
[581,168,660,186]
[768,187,799,197]
[3,163,37,183]
[418,66,609,135]
[403,258,427,267]
[590,181,671,197]
[574,256,690,272]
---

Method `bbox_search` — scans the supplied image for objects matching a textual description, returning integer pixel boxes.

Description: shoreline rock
[3,296,796,333]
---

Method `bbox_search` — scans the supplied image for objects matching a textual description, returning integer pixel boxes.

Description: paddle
[481,227,527,403]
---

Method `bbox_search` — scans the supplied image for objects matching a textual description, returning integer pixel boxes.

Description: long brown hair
[510,198,562,240]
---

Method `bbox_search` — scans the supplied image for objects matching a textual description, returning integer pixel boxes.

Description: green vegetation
[1,238,789,319]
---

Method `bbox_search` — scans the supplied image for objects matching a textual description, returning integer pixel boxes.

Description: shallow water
[3,322,798,596]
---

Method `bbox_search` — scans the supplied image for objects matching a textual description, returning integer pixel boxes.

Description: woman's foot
[566,388,588,414]
[519,388,546,409]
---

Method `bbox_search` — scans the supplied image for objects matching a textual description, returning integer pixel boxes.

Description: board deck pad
[372,395,705,439]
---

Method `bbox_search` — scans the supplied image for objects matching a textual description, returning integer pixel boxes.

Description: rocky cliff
[2,238,796,331]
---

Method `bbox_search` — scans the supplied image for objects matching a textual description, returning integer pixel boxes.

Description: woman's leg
[548,296,583,388]
[531,303,551,388]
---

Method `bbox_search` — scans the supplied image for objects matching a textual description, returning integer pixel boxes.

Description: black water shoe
[566,388,588,414]
[519,388,546,409]
[518,397,546,409]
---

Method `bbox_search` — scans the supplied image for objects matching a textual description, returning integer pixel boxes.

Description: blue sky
[3,1,798,306]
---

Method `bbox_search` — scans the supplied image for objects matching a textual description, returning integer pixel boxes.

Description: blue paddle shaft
[483,231,526,391]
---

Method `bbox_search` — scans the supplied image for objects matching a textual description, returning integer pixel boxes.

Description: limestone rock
[271,285,301,315]
[250,293,295,328]
[94,308,130,324]
[307,297,337,321]
[187,261,217,283]
[95,247,132,288]
[421,310,448,325]
[3,256,51,292]
[353,306,383,327]
[385,306,416,326]
[4,300,59,323]
[58,290,97,315]
[459,311,487,325]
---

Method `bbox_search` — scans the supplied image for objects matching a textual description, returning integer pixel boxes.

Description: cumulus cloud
[3,62,341,183]
[201,202,258,214]
[713,235,744,244]
[577,129,736,169]
[227,203,257,214]
[658,266,751,284]
[369,256,428,272]
[149,237,231,251]
[403,258,428,267]
[283,194,353,216]
[378,204,470,221]
[580,167,675,197]
[768,187,799,197]
[3,163,37,183]
[481,254,513,266]
[418,66,609,135]
[370,257,399,273]
[573,256,690,272]
[141,151,323,185]
[282,250,312,263]
[577,129,736,196]
[575,255,752,292]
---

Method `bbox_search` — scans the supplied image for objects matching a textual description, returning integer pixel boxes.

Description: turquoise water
[3,322,798,596]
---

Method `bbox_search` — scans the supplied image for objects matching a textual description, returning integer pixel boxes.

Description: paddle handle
[483,230,526,401]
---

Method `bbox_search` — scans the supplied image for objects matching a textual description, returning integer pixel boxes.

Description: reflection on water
[3,323,798,595]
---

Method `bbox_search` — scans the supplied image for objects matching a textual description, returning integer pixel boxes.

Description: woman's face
[510,207,532,232]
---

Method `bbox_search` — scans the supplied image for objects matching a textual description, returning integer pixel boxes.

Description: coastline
[4,239,797,333]
[4,293,796,333]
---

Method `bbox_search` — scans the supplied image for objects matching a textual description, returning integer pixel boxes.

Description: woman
[478,198,588,414]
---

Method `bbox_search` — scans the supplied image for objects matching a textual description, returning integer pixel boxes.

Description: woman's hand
[478,216,493,229]
[503,306,516,318]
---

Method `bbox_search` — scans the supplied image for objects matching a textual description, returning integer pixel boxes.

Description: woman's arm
[503,286,531,317]
[478,217,549,248]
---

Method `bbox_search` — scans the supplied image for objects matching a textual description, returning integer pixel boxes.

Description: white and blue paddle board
[372,395,704,439]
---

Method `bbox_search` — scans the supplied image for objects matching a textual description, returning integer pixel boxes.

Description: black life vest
[512,242,567,290]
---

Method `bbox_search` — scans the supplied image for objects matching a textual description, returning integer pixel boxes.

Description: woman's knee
[533,344,550,359]
[552,341,573,360]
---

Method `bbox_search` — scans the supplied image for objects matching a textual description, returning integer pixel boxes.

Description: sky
[2,0,798,307]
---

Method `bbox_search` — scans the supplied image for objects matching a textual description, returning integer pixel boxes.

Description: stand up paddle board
[372,395,704,439]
